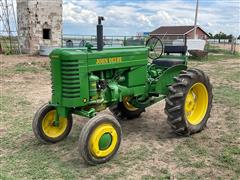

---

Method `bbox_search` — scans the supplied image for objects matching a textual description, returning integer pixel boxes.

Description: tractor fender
[155,64,187,95]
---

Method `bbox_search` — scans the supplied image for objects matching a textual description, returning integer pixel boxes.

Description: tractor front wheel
[165,69,213,135]
[78,114,122,165]
[32,103,73,143]
[109,96,145,120]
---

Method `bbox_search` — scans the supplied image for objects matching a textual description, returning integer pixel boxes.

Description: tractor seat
[152,58,185,68]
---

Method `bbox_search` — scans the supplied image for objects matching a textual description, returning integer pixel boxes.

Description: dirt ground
[0,54,239,179]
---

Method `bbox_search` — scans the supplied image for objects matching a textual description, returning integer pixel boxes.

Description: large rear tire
[165,69,213,135]
[109,97,145,121]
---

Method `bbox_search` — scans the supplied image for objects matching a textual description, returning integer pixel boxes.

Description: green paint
[48,46,187,118]
[99,133,112,150]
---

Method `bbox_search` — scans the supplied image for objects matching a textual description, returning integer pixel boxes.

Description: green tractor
[33,17,213,165]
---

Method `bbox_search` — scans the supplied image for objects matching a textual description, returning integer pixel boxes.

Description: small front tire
[32,103,73,143]
[78,114,122,165]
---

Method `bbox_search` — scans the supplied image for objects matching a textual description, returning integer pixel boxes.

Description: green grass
[176,170,201,180]
[2,62,50,76]
[14,62,50,73]
[214,86,240,107]
[207,53,240,61]
[173,138,209,169]
[215,146,240,176]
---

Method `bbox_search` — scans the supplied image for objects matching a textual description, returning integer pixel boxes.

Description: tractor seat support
[152,59,185,68]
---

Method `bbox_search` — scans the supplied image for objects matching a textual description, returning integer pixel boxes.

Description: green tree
[208,33,213,39]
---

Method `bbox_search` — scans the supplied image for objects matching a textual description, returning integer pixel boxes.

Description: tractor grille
[50,62,55,96]
[61,60,80,98]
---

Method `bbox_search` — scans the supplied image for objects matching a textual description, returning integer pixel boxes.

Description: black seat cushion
[164,46,187,55]
[152,58,184,68]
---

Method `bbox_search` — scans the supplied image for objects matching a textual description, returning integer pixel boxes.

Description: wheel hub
[184,83,208,125]
[89,123,118,158]
[41,110,68,138]
[99,133,112,150]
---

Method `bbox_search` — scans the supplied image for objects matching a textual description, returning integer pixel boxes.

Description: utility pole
[194,0,199,39]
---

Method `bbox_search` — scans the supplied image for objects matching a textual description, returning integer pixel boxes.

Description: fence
[62,34,189,49]
[62,35,148,48]
[1,34,239,54]
[207,38,240,53]
[207,39,240,45]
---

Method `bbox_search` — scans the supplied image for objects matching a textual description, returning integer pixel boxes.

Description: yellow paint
[96,57,122,64]
[89,123,118,157]
[122,96,138,111]
[41,110,68,138]
[184,83,208,125]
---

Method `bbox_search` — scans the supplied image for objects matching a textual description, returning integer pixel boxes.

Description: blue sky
[63,0,240,36]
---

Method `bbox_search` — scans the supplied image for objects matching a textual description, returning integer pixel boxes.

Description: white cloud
[10,0,240,36]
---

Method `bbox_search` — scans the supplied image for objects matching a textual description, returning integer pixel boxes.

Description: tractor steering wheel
[146,36,163,60]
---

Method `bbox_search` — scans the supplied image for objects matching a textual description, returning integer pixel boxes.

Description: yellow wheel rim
[42,110,68,138]
[184,83,208,125]
[123,97,138,111]
[89,123,118,158]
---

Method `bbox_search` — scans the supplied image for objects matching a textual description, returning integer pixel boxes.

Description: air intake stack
[97,16,104,51]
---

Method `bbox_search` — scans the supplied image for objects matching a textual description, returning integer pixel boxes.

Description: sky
[2,0,240,36]
[62,0,240,36]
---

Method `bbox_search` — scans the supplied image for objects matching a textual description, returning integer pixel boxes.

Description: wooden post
[231,37,236,54]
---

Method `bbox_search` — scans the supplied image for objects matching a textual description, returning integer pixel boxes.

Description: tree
[227,34,233,42]
[208,33,213,39]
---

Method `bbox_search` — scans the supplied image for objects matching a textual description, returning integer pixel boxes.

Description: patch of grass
[217,146,240,167]
[176,170,201,180]
[214,86,240,107]
[219,132,239,144]
[93,168,127,179]
[158,168,171,180]
[185,139,208,156]
[146,168,171,180]
[191,160,206,168]
[122,145,151,162]
[209,53,240,61]
[211,145,240,177]
[173,138,209,169]
[2,62,50,76]
[14,63,41,73]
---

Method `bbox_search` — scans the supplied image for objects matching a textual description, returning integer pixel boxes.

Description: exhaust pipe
[97,16,104,51]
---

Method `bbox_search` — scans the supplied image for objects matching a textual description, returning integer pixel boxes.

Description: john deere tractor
[33,17,212,165]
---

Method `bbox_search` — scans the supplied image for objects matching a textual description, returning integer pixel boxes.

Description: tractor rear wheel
[165,69,213,135]
[78,114,122,165]
[32,103,73,143]
[109,97,145,121]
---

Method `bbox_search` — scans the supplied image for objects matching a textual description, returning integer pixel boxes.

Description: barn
[150,26,209,40]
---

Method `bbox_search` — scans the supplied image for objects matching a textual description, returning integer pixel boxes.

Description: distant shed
[150,26,209,40]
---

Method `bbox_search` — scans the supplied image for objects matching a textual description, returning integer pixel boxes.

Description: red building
[150,26,209,40]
